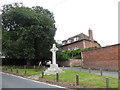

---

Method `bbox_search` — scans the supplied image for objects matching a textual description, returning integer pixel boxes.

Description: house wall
[61,40,100,51]
[61,41,84,51]
[84,40,100,48]
[82,44,119,71]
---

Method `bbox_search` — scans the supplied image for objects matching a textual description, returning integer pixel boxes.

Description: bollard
[71,65,72,70]
[24,65,26,69]
[118,71,120,79]
[89,68,91,73]
[24,70,27,75]
[42,71,44,78]
[34,65,36,69]
[80,67,81,71]
[100,68,103,76]
[76,75,79,85]
[11,68,13,72]
[56,73,59,82]
[16,69,18,73]
[5,67,7,71]
[106,78,109,88]
[63,66,64,70]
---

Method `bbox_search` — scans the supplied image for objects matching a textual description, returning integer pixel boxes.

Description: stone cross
[50,44,58,64]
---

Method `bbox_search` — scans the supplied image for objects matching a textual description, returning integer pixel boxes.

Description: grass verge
[41,70,118,88]
[3,68,45,76]
[2,68,118,88]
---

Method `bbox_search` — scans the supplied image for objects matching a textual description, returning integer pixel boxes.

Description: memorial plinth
[44,44,64,75]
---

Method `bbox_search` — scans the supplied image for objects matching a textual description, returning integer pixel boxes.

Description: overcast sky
[0,0,119,47]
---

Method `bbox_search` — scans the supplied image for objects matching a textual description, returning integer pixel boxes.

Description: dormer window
[62,40,67,45]
[74,37,79,41]
[62,42,66,45]
[67,40,71,43]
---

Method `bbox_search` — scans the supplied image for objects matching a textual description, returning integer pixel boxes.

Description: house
[61,28,101,51]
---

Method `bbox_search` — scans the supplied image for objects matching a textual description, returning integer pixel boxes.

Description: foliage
[64,47,98,59]
[2,3,56,65]
[57,52,70,61]
[56,43,70,61]
[57,47,98,61]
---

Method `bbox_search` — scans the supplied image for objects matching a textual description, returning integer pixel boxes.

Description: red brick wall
[82,44,119,71]
[61,40,100,51]
[57,59,82,66]
[61,41,84,51]
[84,41,100,48]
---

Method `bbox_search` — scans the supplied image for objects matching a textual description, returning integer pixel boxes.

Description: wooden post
[24,70,27,75]
[76,75,79,85]
[5,67,6,70]
[34,65,36,69]
[13,65,15,69]
[16,69,18,73]
[24,65,26,69]
[42,71,44,78]
[118,71,120,81]
[56,73,59,82]
[100,68,103,76]
[80,67,81,71]
[106,78,109,88]
[11,68,12,72]
[5,67,7,71]
[89,68,91,73]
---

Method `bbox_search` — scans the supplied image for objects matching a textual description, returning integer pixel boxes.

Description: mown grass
[3,68,45,76]
[42,70,118,88]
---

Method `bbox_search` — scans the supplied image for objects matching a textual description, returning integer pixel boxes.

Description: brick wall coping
[82,43,120,52]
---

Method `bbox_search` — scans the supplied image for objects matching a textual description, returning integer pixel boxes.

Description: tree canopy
[2,3,56,65]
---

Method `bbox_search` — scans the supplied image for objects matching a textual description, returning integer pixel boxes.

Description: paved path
[1,72,67,89]
[61,67,118,78]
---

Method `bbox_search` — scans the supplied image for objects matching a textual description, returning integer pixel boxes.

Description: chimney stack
[88,28,93,41]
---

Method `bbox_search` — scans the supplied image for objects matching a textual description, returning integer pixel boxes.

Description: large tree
[2,3,56,65]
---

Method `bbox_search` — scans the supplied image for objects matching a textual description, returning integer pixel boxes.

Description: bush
[57,47,98,61]
[57,52,70,61]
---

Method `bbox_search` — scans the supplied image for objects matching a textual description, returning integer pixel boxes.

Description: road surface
[1,72,67,89]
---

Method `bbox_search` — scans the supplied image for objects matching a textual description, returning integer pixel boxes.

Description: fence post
[89,68,91,73]
[34,65,36,69]
[13,65,15,69]
[56,73,59,82]
[80,67,81,71]
[24,65,26,69]
[5,67,7,71]
[76,75,79,85]
[16,69,18,73]
[24,70,27,75]
[106,78,109,88]
[42,71,44,78]
[11,68,12,72]
[100,68,103,76]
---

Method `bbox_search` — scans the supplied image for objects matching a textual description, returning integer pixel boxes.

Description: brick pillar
[88,28,93,41]
[89,28,94,47]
